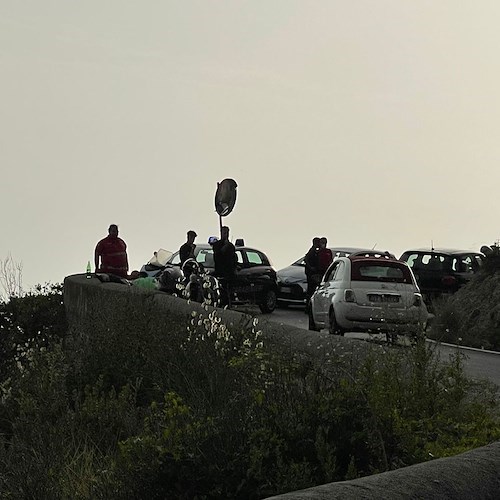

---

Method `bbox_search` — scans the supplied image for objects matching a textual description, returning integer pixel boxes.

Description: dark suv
[399,248,484,307]
[164,242,279,313]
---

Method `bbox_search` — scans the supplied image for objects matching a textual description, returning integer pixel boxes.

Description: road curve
[264,307,500,387]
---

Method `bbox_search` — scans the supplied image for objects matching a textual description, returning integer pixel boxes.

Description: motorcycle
[180,258,220,306]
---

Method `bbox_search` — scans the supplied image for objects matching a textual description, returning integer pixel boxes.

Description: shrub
[0,288,499,498]
[0,283,67,380]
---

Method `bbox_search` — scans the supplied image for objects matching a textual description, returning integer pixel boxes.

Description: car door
[234,249,275,297]
[314,260,345,326]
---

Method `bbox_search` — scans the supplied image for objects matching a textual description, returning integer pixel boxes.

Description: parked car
[277,247,396,307]
[399,248,484,308]
[141,242,279,313]
[308,255,427,337]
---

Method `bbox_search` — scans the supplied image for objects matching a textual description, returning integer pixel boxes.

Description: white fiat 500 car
[308,255,428,337]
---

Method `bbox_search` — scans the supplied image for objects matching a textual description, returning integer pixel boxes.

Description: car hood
[277,264,305,284]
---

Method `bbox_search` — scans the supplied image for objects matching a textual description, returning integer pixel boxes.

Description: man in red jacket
[94,224,129,278]
[318,237,333,275]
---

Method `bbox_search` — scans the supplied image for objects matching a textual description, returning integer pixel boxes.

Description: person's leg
[305,276,314,313]
[218,277,231,307]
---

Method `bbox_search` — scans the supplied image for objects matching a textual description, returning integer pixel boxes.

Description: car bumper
[277,283,307,305]
[337,303,427,333]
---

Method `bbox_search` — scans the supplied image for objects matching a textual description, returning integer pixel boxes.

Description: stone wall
[63,274,500,499]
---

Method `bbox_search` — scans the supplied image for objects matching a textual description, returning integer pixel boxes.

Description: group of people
[94,223,238,304]
[93,225,332,308]
[304,237,333,310]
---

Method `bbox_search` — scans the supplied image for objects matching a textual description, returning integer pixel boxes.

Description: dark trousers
[216,275,235,307]
[305,274,321,310]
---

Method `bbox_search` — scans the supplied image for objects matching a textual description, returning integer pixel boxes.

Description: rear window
[351,261,412,284]
[403,252,483,274]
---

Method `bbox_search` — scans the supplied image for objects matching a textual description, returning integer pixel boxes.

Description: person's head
[221,226,230,241]
[108,224,119,238]
[320,237,327,248]
[187,230,197,244]
[312,237,320,248]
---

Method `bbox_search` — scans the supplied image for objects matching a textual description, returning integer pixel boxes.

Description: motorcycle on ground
[180,258,220,306]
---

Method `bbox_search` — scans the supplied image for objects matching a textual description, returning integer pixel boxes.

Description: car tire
[328,309,344,336]
[259,289,277,314]
[308,309,320,332]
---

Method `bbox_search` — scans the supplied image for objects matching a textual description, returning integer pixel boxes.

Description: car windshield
[351,262,412,284]
[169,246,214,267]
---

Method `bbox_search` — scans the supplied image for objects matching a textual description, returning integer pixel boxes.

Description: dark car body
[277,247,396,307]
[399,248,484,308]
[155,243,279,313]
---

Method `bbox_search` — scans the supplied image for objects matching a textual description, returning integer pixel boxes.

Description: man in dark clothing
[304,237,321,312]
[179,230,197,266]
[212,226,237,306]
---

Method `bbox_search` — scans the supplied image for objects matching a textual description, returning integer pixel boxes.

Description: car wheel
[328,309,344,336]
[259,289,277,314]
[308,309,320,332]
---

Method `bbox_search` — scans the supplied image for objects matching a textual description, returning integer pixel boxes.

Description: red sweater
[318,248,333,274]
[95,236,128,277]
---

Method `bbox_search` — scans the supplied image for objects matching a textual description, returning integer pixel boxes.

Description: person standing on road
[318,237,333,276]
[304,237,321,312]
[94,224,129,278]
[179,230,197,266]
[212,226,237,306]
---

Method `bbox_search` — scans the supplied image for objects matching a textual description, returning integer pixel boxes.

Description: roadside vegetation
[0,282,499,499]
[429,244,500,351]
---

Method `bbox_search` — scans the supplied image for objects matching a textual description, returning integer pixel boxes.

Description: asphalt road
[261,306,500,388]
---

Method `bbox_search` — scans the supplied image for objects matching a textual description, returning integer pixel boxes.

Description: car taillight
[441,275,457,287]
[413,293,422,307]
[344,289,356,302]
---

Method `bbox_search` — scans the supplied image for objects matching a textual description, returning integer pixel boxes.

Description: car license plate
[369,294,399,303]
[233,285,263,293]
[280,286,292,293]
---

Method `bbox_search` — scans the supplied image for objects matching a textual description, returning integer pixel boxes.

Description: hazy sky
[2,1,500,291]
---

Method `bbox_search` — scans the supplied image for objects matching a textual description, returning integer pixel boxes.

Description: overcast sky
[2,1,500,291]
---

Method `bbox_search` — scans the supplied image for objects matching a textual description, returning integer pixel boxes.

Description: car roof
[347,255,404,264]
[192,243,267,253]
[331,246,392,254]
[291,247,395,265]
[400,248,484,256]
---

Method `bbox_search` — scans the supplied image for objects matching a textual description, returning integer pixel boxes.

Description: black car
[399,248,484,307]
[158,242,279,313]
[277,247,396,307]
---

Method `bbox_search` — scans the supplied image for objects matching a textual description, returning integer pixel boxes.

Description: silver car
[308,255,428,336]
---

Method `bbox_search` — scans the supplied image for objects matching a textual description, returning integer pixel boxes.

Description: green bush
[0,288,499,498]
[0,283,67,380]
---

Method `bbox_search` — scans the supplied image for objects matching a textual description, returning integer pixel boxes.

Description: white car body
[277,247,396,307]
[309,256,428,335]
